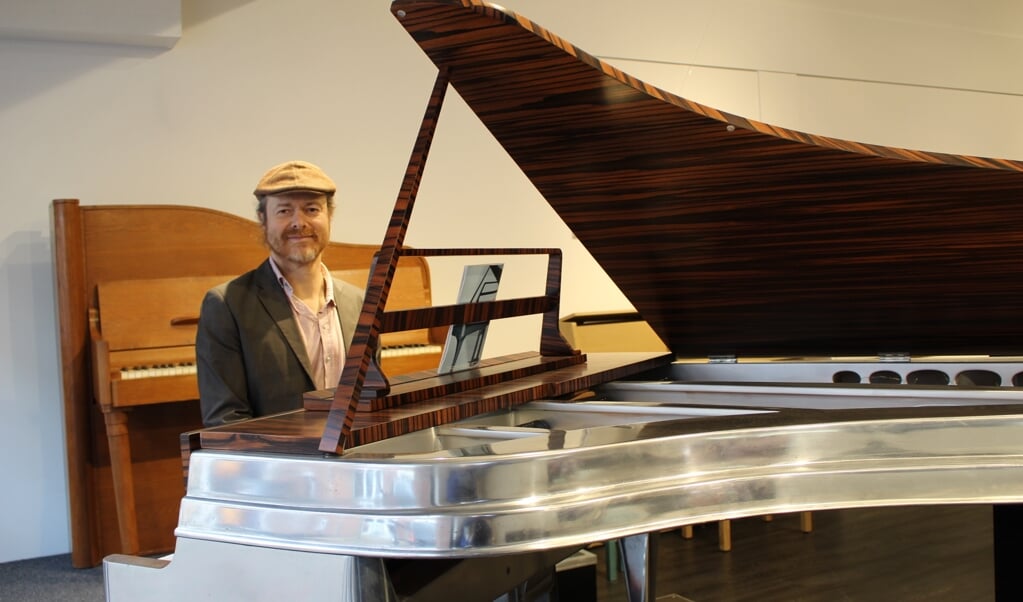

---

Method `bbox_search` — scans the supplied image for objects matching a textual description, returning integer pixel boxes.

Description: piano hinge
[708,355,738,364]
[878,352,911,363]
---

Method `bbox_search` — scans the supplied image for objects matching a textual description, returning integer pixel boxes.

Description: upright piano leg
[620,532,658,602]
[103,409,140,554]
[993,504,1023,602]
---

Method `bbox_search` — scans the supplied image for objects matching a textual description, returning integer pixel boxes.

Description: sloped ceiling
[0,0,180,47]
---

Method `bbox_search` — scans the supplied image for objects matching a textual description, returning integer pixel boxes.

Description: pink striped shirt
[269,259,344,390]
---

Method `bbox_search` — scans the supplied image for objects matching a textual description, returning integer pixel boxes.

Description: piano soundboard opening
[343,400,773,458]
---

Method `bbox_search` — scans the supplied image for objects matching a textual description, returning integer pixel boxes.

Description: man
[196,160,365,426]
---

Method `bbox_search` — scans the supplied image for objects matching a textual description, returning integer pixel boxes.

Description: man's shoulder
[208,260,274,297]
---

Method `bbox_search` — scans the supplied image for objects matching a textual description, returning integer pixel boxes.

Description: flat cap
[253,160,336,197]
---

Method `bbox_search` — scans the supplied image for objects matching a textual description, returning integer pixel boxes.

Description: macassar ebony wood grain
[392,0,1023,360]
[304,351,585,411]
[316,68,580,452]
[320,70,452,454]
[333,264,449,399]
[397,247,576,359]
[344,247,577,406]
[381,296,555,333]
[51,199,439,567]
[186,351,672,462]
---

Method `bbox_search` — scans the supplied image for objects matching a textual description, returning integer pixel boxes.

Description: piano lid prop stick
[319,67,451,455]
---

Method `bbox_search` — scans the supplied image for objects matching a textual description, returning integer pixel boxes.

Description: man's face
[262,193,332,269]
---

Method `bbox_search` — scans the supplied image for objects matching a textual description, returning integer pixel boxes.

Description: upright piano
[104,1,1023,600]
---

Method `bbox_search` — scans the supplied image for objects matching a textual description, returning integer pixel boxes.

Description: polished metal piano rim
[667,359,1023,388]
[176,398,1023,558]
[598,379,1023,409]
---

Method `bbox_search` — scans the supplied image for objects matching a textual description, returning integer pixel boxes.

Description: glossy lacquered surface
[392,0,1023,359]
[176,393,1023,558]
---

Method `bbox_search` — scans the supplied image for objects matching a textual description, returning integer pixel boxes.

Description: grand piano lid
[392,0,1023,360]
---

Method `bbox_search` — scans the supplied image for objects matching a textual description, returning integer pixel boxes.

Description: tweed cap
[253,160,336,197]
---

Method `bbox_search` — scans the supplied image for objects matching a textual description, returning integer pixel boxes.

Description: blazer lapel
[254,260,316,384]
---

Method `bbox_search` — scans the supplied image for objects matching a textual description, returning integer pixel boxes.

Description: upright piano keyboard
[103,1,1023,600]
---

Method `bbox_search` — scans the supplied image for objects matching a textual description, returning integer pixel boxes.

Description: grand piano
[104,1,1023,600]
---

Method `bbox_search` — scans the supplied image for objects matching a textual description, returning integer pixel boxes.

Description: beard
[266,229,326,266]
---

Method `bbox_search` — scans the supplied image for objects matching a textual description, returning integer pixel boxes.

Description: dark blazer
[196,259,364,426]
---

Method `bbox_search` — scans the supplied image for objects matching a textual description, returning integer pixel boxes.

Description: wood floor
[591,504,994,602]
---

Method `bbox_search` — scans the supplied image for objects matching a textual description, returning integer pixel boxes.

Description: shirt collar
[268,257,336,306]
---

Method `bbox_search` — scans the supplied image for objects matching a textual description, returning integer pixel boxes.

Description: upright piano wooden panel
[51,199,440,567]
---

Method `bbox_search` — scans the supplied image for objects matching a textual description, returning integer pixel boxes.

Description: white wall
[1,0,1021,563]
